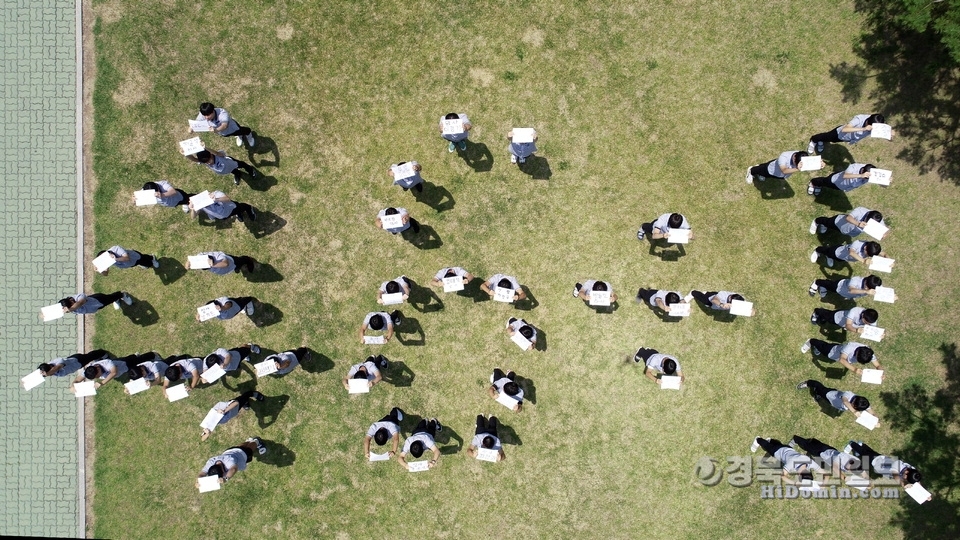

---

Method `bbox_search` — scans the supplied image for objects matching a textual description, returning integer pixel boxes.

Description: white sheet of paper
[189,190,215,211]
[862,220,888,240]
[588,290,611,306]
[496,392,519,410]
[166,384,189,402]
[364,335,386,345]
[905,483,931,504]
[797,480,822,492]
[200,409,225,431]
[21,370,45,391]
[666,228,690,244]
[197,476,221,493]
[845,475,870,491]
[392,162,415,180]
[41,304,65,322]
[873,286,896,304]
[512,128,535,143]
[870,123,892,140]
[441,118,464,135]
[179,136,205,155]
[799,155,823,171]
[369,452,391,462]
[511,332,531,350]
[380,213,403,229]
[197,304,220,322]
[476,448,499,462]
[92,251,117,273]
[860,325,885,342]
[254,360,278,377]
[669,302,691,317]
[124,378,150,395]
[442,276,465,292]
[200,364,226,383]
[189,119,213,132]
[856,411,879,430]
[861,369,884,385]
[381,292,404,306]
[869,256,895,273]
[348,379,370,394]
[729,299,754,316]
[660,376,682,390]
[187,255,211,269]
[868,168,892,186]
[494,287,515,303]
[134,189,159,206]
[74,381,97,397]
[407,460,430,472]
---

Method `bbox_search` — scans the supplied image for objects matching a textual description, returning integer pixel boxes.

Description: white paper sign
[254,360,278,377]
[442,276,464,292]
[494,287,515,303]
[512,128,535,143]
[187,255,211,269]
[845,475,871,491]
[197,476,221,493]
[799,155,823,171]
[74,381,97,397]
[873,286,896,304]
[41,304,65,322]
[729,300,754,317]
[441,118,464,135]
[862,220,888,240]
[589,290,611,306]
[134,189,159,206]
[348,379,371,394]
[189,191,215,212]
[668,302,691,317]
[200,409,225,431]
[369,452,391,462]
[407,460,430,472]
[861,369,884,385]
[476,448,499,462]
[496,392,520,410]
[200,364,226,383]
[381,293,404,306]
[197,304,220,322]
[666,228,691,244]
[21,370,45,391]
[179,136,205,155]
[870,123,892,140]
[124,378,150,395]
[189,119,213,132]
[856,411,880,430]
[660,376,682,390]
[166,384,189,402]
[860,325,885,342]
[797,481,822,492]
[380,213,404,230]
[868,256,895,273]
[510,332,531,350]
[364,335,386,345]
[392,162,415,180]
[905,483,931,504]
[868,168,892,186]
[92,252,117,273]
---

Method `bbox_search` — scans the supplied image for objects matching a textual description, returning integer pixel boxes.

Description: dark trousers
[492,368,516,382]
[175,189,194,206]
[850,441,880,474]
[810,175,842,190]
[814,216,843,232]
[814,245,840,258]
[126,252,156,269]
[812,308,840,328]
[70,349,111,366]
[804,379,836,401]
[791,435,835,458]
[690,290,717,307]
[292,348,311,362]
[640,222,655,234]
[634,347,658,363]
[636,288,657,304]
[234,390,258,409]
[90,291,124,308]
[749,160,785,179]
[413,418,439,437]
[757,437,788,456]
[228,445,255,463]
[814,279,840,293]
[809,127,843,145]
[230,344,253,361]
[475,415,499,437]
[228,202,257,222]
[809,339,836,357]
[223,126,252,138]
[379,407,404,424]
[230,255,256,273]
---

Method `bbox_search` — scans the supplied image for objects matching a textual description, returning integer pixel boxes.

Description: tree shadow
[257,439,296,468]
[243,210,287,239]
[381,360,415,387]
[299,349,334,374]
[120,296,159,327]
[459,141,494,172]
[517,375,536,404]
[155,257,187,285]
[751,178,795,200]
[244,261,283,283]
[497,422,523,446]
[831,1,960,181]
[647,240,687,262]
[514,286,539,311]
[404,223,442,250]
[413,181,456,212]
[406,278,444,313]
[395,315,425,346]
[256,394,289,429]
[246,134,280,169]
[518,155,552,180]
[436,426,464,455]
[250,302,283,328]
[242,172,279,192]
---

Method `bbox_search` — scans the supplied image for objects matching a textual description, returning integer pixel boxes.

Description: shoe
[843,442,853,455]
[249,208,258,221]
[376,354,388,369]
[518,156,526,164]
[808,282,818,297]
[807,141,815,154]
[245,133,255,147]
[816,141,824,153]
[825,257,834,268]
[636,230,645,240]
[250,169,258,178]
[684,292,694,303]
[112,301,120,310]
[796,381,808,390]
[810,313,819,324]
[458,140,466,151]
[248,437,267,455]
[234,176,241,186]
[810,250,819,263]
[809,220,818,235]
[395,408,404,421]
[819,225,826,234]
[507,370,516,380]
[807,183,816,195]
[245,302,255,316]
[235,136,243,147]
[448,141,455,153]
[750,438,761,453]
[182,205,190,213]
[788,438,797,448]
[745,168,753,184]
[248,343,261,354]
[801,340,811,353]
[121,293,133,305]
[252,391,265,401]
[573,283,582,298]
[510,154,517,164]
[756,175,766,182]
[152,258,160,269]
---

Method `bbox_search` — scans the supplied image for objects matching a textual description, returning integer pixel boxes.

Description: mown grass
[87,1,958,538]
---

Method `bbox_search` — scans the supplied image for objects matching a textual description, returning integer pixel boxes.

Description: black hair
[799,471,814,483]
[444,269,457,278]
[845,456,862,470]
[368,314,385,331]
[374,428,390,446]
[444,112,459,120]
[142,181,161,191]
[206,462,226,479]
[353,369,368,380]
[667,213,684,229]
[863,210,882,223]
[128,366,144,381]
[792,151,809,166]
[195,149,213,162]
[519,325,534,339]
[850,396,871,411]
[38,363,53,373]
[164,365,183,381]
[866,114,885,125]
[662,359,677,375]
[212,299,225,308]
[497,278,513,289]
[204,354,221,368]
[863,275,882,289]
[59,297,75,308]
[384,207,399,215]
[859,164,875,175]
[904,468,922,484]
[199,102,216,116]
[592,281,608,292]
[83,366,102,380]
[664,292,681,306]
[482,436,495,449]
[861,309,879,325]
[385,281,401,294]
[863,242,882,257]
[728,294,744,303]
[854,346,875,365]
[503,382,520,396]
[410,441,425,458]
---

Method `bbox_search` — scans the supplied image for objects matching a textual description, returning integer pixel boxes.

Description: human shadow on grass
[250,302,283,328]
[880,343,960,538]
[466,278,491,303]
[257,439,296,468]
[532,325,547,352]
[406,278,444,313]
[647,240,686,262]
[241,171,278,192]
[155,257,187,285]
[812,186,854,213]
[585,299,620,315]
[243,210,286,239]
[691,299,736,323]
[256,394,289,429]
[637,302,685,324]
[497,421,523,446]
[518,155,552,180]
[810,357,849,381]
[819,144,855,173]
[436,426,464,456]
[247,134,280,169]
[751,178,794,200]
[381,360,415,387]
[514,286,539,311]
[459,141,494,172]
[244,261,283,283]
[413,181,455,212]
[120,296,159,327]
[403,223,442,250]
[394,314,425,346]
[518,375,536,404]
[299,349,335,374]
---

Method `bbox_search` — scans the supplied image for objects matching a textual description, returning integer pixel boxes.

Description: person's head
[444,112,459,120]
[728,294,744,303]
[59,297,76,309]
[667,213,684,229]
[863,275,882,290]
[792,151,809,167]
[384,207,399,216]
[863,242,882,257]
[592,281,608,292]
[385,281,401,294]
[194,150,214,164]
[519,325,534,339]
[353,366,368,379]
[368,314,386,331]
[481,436,496,449]
[127,365,145,380]
[409,441,425,458]
[843,455,862,471]
[206,462,227,479]
[860,308,879,325]
[863,210,883,224]
[199,102,216,118]
[503,381,521,396]
[444,269,458,278]
[204,354,222,369]
[38,363,54,376]
[664,292,681,306]
[497,278,514,290]
[83,365,103,380]
[164,365,183,382]
[142,181,161,192]
[903,468,922,484]
[866,113,885,126]
[373,428,390,446]
[854,346,876,365]
[798,471,815,483]
[662,358,677,375]
[850,395,871,411]
[859,164,875,175]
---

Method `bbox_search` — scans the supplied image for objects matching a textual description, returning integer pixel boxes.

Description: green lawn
[87,1,959,538]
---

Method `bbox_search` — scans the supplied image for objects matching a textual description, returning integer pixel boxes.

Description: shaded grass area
[87,1,958,538]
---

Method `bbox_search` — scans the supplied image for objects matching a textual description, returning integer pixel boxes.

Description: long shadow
[465,278,490,304]
[691,300,736,323]
[819,144,855,172]
[518,375,536,404]
[244,210,287,239]
[812,185,854,212]
[810,357,849,381]
[395,315,425,346]
[497,422,523,446]
[532,325,547,352]
[407,278,444,313]
[752,178,795,200]
[647,239,687,262]
[404,223,442,250]
[300,349,334,374]
[155,257,187,285]
[514,286,539,311]
[587,300,620,314]
[518,155,552,180]
[250,302,283,328]
[381,360,415,387]
[830,1,960,181]
[121,296,159,327]
[879,343,960,537]
[436,426,464,456]
[245,261,283,283]
[242,172,278,192]
[413,181,455,212]
[460,140,494,172]
[257,439,296,468]
[256,394,289,429]
[247,134,280,169]
[639,302,685,323]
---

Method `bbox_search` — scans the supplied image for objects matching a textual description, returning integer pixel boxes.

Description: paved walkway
[0,0,83,537]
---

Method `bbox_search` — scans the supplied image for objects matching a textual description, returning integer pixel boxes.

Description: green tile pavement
[0,0,82,537]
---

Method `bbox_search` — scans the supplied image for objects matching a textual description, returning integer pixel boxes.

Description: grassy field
[86,0,959,538]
